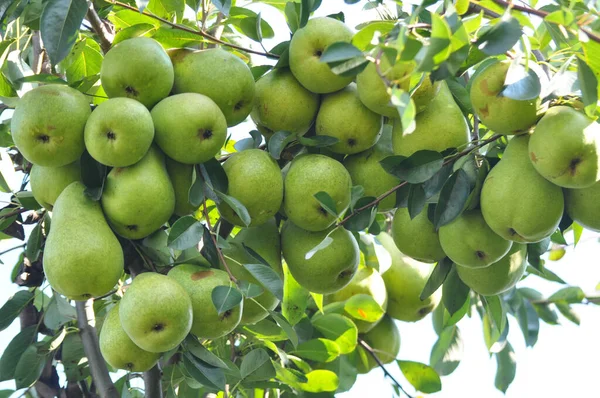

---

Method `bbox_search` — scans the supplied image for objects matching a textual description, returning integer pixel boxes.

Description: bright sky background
[1,0,600,397]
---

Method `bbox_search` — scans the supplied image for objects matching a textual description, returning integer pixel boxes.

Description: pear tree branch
[143,363,163,398]
[108,1,279,58]
[337,134,503,227]
[86,2,114,53]
[76,300,119,398]
[358,339,414,398]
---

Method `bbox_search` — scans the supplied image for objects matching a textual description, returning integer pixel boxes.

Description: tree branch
[108,1,279,58]
[143,363,163,398]
[201,196,237,283]
[86,2,114,53]
[76,300,119,398]
[358,339,413,398]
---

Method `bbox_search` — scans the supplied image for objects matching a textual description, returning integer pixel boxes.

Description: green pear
[165,157,197,216]
[99,303,161,372]
[284,154,352,231]
[251,68,320,136]
[217,149,283,227]
[289,17,354,93]
[151,93,227,164]
[412,77,442,113]
[392,82,469,156]
[438,209,512,268]
[316,83,383,154]
[172,48,255,126]
[324,266,388,333]
[356,315,400,374]
[30,161,81,210]
[11,84,91,167]
[43,182,123,300]
[281,221,359,294]
[101,146,175,239]
[379,232,441,322]
[529,106,600,188]
[222,219,282,325]
[391,207,445,263]
[84,97,154,167]
[356,59,414,118]
[480,135,564,243]
[120,272,193,352]
[101,37,173,108]
[565,180,600,232]
[455,243,527,296]
[470,61,540,134]
[343,131,400,212]
[168,265,242,339]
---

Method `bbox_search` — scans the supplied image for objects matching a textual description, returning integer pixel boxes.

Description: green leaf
[14,345,46,389]
[245,263,284,301]
[442,267,470,316]
[577,57,598,118]
[211,0,231,15]
[397,360,442,394]
[314,191,338,218]
[380,151,443,184]
[343,196,378,232]
[445,77,473,113]
[200,225,219,268]
[407,184,426,220]
[556,302,580,325]
[352,21,395,50]
[515,296,539,347]
[80,151,106,201]
[15,191,40,210]
[304,235,334,260]
[494,342,516,393]
[113,23,156,45]
[270,311,299,348]
[211,285,242,316]
[414,13,452,71]
[215,191,251,226]
[323,355,357,393]
[0,325,37,381]
[183,354,226,390]
[281,263,310,326]
[167,216,203,250]
[298,369,339,393]
[0,290,33,332]
[152,27,206,48]
[482,295,507,334]
[311,292,324,313]
[0,170,10,193]
[184,337,228,369]
[240,348,274,380]
[420,257,452,300]
[43,294,76,330]
[268,131,295,159]
[40,0,88,65]
[548,286,585,304]
[199,159,228,202]
[64,38,103,83]
[430,325,463,376]
[292,338,340,363]
[390,88,416,134]
[344,293,385,323]
[433,169,471,228]
[25,222,43,262]
[311,314,357,355]
[500,62,541,101]
[475,18,522,56]
[298,135,339,148]
[319,42,363,64]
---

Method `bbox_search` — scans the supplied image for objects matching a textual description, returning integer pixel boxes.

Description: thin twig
[108,1,279,58]
[358,339,414,398]
[0,243,26,256]
[201,196,237,283]
[1,207,29,219]
[531,295,600,306]
[86,2,114,53]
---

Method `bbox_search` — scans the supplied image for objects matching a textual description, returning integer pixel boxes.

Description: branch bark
[86,2,114,53]
[143,363,163,398]
[76,300,119,398]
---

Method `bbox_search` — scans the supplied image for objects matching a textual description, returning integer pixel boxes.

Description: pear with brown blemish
[168,265,243,339]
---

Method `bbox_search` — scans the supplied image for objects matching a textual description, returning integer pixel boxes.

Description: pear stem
[107,1,280,58]
[76,300,119,398]
[143,363,163,398]
[358,339,414,398]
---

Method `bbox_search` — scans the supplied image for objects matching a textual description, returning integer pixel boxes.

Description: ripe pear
[101,38,173,108]
[217,149,283,227]
[356,59,414,118]
[289,17,354,94]
[84,97,154,167]
[43,182,123,300]
[343,131,400,212]
[284,154,352,232]
[222,219,282,325]
[379,232,441,322]
[392,82,469,156]
[172,48,255,126]
[529,106,600,188]
[316,84,383,154]
[456,243,527,296]
[412,77,442,113]
[168,265,242,339]
[120,272,193,352]
[151,93,227,164]
[438,209,512,268]
[281,221,359,294]
[99,303,161,372]
[11,84,91,167]
[324,266,388,333]
[470,61,539,134]
[251,68,320,136]
[357,315,400,374]
[565,180,600,232]
[480,135,564,243]
[30,162,81,210]
[101,146,175,239]
[391,207,445,263]
[165,157,197,216]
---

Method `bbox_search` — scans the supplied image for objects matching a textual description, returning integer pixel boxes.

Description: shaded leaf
[0,290,33,332]
[245,263,284,301]
[475,18,522,56]
[215,191,251,226]
[211,285,242,316]
[421,257,452,300]
[167,216,203,250]
[268,131,295,159]
[494,342,516,393]
[397,360,442,394]
[380,151,443,184]
[433,169,470,228]
[40,0,87,65]
[292,338,340,363]
[312,313,358,354]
